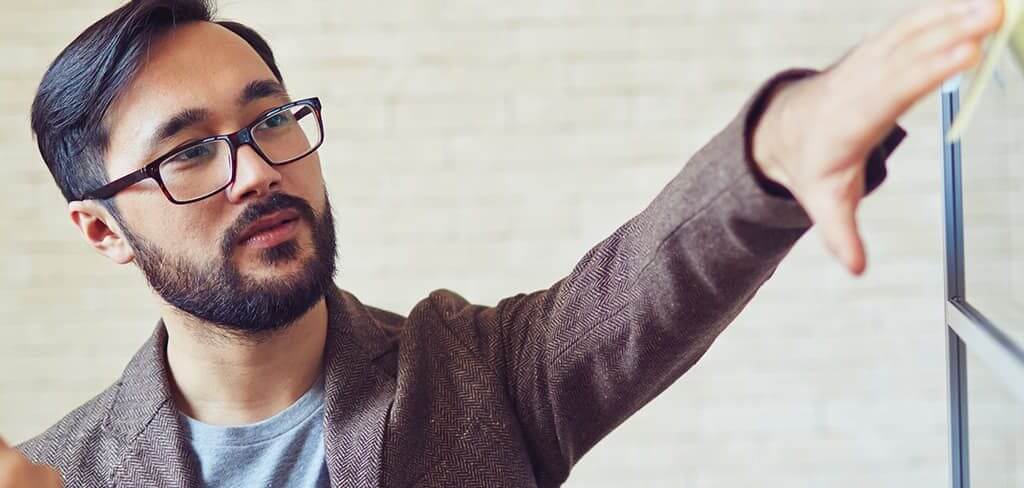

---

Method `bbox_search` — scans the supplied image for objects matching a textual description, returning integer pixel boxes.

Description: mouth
[237,209,302,249]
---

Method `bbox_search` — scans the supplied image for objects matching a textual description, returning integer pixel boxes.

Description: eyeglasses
[77,97,325,205]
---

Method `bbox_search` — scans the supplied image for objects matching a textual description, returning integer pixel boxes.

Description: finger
[869,2,999,121]
[821,201,866,275]
[899,0,1001,60]
[879,0,991,49]
[881,38,983,123]
[0,436,7,449]
[806,184,867,275]
[878,0,998,113]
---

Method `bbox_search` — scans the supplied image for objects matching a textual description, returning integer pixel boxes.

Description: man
[0,0,1001,486]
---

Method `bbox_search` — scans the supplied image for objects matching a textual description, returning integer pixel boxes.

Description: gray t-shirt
[182,375,329,487]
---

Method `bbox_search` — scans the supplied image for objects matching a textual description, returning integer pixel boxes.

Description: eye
[171,144,213,162]
[259,111,295,130]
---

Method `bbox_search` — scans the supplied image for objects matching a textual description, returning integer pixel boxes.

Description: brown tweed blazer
[17,69,905,487]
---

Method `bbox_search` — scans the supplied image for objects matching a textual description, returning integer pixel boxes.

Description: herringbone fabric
[17,69,905,487]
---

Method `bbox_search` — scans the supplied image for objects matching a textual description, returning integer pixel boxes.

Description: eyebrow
[151,107,211,149]
[238,79,289,107]
[145,79,290,155]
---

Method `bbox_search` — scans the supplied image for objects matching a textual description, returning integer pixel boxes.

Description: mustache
[220,193,318,253]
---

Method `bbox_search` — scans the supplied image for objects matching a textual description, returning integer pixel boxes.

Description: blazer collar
[322,287,397,488]
[105,287,397,488]
[108,323,201,487]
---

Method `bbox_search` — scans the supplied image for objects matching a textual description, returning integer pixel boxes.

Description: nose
[225,144,283,203]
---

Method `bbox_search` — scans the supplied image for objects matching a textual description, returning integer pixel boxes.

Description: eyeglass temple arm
[78,167,150,201]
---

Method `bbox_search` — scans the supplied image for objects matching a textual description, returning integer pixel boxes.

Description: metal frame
[940,78,1024,488]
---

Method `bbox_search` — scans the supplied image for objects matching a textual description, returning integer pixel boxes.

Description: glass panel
[967,347,1024,487]
[960,51,1024,349]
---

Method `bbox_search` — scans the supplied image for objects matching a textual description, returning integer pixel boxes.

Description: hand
[752,0,1004,275]
[0,436,62,488]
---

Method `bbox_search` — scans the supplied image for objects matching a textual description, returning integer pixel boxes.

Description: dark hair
[30,0,284,206]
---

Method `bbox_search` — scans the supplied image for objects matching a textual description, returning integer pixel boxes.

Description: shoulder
[422,287,535,329]
[424,288,473,315]
[16,383,121,484]
[418,289,512,365]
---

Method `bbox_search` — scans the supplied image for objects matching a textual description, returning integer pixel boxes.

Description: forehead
[104,22,278,161]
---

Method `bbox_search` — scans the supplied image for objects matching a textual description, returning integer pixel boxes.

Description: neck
[163,297,328,426]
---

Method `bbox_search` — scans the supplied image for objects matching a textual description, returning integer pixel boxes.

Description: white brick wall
[0,0,975,486]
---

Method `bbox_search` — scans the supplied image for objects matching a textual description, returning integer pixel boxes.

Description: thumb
[0,435,8,449]
[806,186,867,275]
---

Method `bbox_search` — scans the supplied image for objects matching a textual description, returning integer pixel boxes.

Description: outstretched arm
[437,2,1001,484]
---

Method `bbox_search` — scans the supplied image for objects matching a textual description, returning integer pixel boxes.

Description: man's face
[100,22,336,336]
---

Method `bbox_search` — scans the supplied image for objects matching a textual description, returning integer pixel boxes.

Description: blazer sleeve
[437,67,906,485]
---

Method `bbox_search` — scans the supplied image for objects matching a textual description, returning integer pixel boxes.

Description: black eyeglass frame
[76,97,324,205]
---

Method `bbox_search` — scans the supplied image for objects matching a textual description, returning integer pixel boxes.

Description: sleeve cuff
[741,68,907,200]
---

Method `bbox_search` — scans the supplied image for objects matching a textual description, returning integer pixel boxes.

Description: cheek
[121,199,228,252]
[280,156,326,204]
[178,202,234,248]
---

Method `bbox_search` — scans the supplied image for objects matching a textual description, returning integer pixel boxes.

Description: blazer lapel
[108,323,201,488]
[323,288,397,488]
[105,290,395,488]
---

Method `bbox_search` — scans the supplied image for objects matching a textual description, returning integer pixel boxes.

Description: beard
[122,192,337,339]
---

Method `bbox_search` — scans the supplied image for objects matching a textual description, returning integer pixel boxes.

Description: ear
[68,201,135,265]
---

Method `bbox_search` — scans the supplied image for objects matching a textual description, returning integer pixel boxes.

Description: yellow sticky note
[948,0,1024,143]
[1011,7,1024,66]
